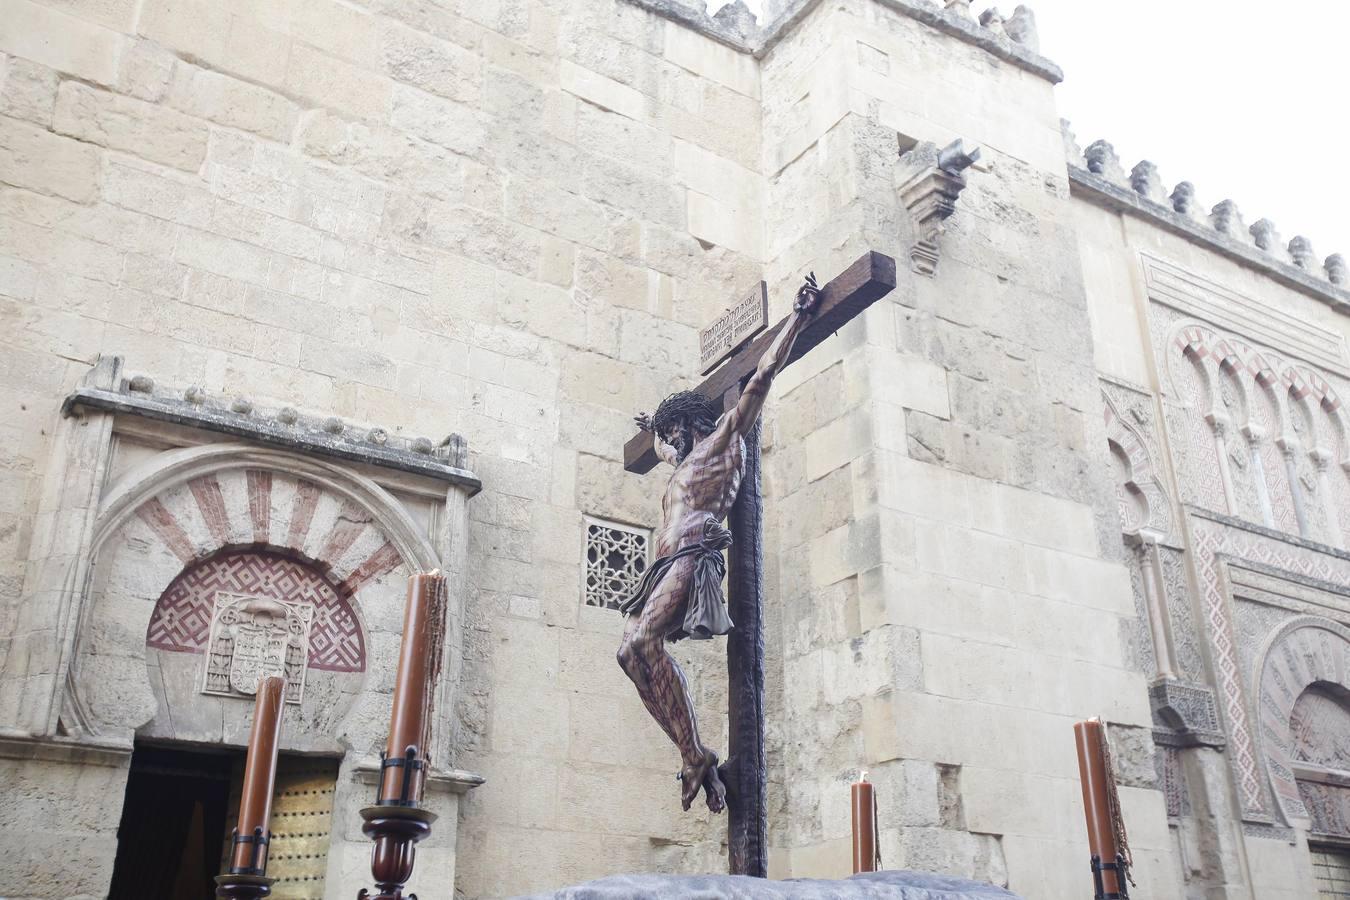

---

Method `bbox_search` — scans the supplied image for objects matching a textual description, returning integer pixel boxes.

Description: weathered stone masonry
[1,0,1349,897]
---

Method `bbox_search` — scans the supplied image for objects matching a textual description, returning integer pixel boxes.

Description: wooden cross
[622,250,897,876]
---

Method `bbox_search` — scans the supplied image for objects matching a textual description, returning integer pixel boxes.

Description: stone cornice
[1070,166,1350,316]
[0,729,133,767]
[353,755,485,794]
[1187,506,1350,567]
[623,0,1064,81]
[65,384,482,496]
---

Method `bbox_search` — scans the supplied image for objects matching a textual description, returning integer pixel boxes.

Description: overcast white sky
[713,0,1350,259]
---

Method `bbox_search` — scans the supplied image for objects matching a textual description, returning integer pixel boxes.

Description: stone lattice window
[1312,845,1350,898]
[583,517,651,611]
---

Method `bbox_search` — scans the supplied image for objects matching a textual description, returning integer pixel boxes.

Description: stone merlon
[1065,122,1350,310]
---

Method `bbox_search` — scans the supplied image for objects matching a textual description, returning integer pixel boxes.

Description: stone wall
[5,0,1342,898]
[1,0,760,896]
[751,2,1176,895]
[1071,126,1350,898]
[0,746,130,898]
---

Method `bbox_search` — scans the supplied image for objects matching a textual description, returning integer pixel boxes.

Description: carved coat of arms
[202,593,313,704]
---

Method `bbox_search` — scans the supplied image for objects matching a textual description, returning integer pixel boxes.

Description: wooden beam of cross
[624,251,899,474]
[620,251,897,877]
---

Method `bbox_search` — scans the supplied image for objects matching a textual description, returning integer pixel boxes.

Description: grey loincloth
[619,516,734,641]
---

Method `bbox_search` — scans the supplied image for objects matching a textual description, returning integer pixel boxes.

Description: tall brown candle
[379,570,447,805]
[851,771,878,874]
[1074,719,1123,896]
[230,675,286,874]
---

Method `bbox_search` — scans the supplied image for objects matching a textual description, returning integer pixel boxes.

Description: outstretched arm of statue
[711,274,820,448]
[635,412,682,466]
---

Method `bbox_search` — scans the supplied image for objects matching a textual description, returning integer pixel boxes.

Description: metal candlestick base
[357,804,438,900]
[215,873,276,899]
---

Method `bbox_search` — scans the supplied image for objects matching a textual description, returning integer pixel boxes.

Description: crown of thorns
[652,391,721,434]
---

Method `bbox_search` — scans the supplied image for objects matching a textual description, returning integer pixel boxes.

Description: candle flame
[859,769,868,783]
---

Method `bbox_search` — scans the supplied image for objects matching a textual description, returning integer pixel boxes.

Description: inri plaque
[698,282,768,375]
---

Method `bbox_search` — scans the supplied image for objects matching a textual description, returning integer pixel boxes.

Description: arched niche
[1290,685,1350,838]
[64,443,440,755]
[1102,390,1171,539]
[1254,617,1350,826]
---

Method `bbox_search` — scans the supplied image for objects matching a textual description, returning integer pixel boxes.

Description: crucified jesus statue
[616,274,821,813]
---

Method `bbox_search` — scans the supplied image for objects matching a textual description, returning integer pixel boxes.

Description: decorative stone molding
[1252,617,1350,826]
[1150,305,1350,550]
[1150,680,1225,749]
[64,374,480,494]
[1143,254,1349,376]
[1186,512,1350,821]
[58,443,443,745]
[1066,128,1350,312]
[895,138,982,276]
[1102,382,1174,541]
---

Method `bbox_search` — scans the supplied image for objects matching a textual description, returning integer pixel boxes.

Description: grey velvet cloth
[516,870,1022,899]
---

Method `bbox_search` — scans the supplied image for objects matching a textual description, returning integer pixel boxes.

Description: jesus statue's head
[652,390,721,462]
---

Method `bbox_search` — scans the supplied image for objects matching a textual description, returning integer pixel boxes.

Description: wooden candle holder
[356,804,438,900]
[359,573,446,899]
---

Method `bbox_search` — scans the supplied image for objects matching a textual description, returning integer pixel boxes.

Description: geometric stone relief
[202,593,313,704]
[1101,380,1227,752]
[60,443,440,742]
[1189,513,1350,821]
[1251,618,1350,826]
[1298,778,1350,840]
[149,548,365,673]
[582,516,651,611]
[1142,253,1350,376]
[1154,313,1350,550]
[1155,744,1190,819]
[1161,546,1206,683]
[1101,379,1174,540]
[1293,687,1350,839]
[1150,680,1225,749]
[1291,688,1350,771]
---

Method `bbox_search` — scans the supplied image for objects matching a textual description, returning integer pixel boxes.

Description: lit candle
[379,570,447,806]
[1074,719,1124,896]
[230,675,285,875]
[851,770,878,874]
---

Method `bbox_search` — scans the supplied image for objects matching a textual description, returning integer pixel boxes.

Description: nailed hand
[794,271,821,315]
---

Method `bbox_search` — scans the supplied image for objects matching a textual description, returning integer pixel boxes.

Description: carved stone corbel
[895,138,981,276]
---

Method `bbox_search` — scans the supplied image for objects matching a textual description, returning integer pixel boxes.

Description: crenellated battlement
[1065,122,1350,309]
[625,0,1060,77]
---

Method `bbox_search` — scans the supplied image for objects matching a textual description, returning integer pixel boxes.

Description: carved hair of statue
[652,391,722,438]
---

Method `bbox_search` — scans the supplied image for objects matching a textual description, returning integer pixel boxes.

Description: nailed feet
[679,749,727,814]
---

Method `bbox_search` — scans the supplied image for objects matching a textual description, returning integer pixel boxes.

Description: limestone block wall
[0,0,769,896]
[0,748,131,898]
[753,1,1177,896]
